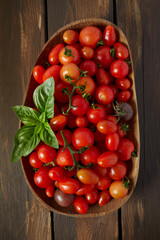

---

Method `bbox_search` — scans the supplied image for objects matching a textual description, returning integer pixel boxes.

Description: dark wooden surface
[0,0,159,239]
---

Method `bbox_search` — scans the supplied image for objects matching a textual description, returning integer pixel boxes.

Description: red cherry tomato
[115,78,131,90]
[48,43,64,65]
[77,169,99,184]
[97,120,117,135]
[85,188,99,204]
[56,129,72,146]
[80,146,100,165]
[103,25,116,46]
[34,166,53,188]
[79,60,97,77]
[109,180,128,199]
[97,151,118,168]
[110,60,129,78]
[74,196,89,214]
[43,65,61,83]
[81,46,94,60]
[117,123,126,138]
[46,185,55,198]
[29,151,43,168]
[108,161,127,180]
[110,84,119,97]
[49,167,66,181]
[33,65,45,84]
[95,85,114,105]
[54,81,73,103]
[98,190,111,206]
[59,46,81,65]
[106,115,117,124]
[75,116,88,128]
[72,127,94,150]
[50,114,68,131]
[117,90,131,102]
[114,42,129,60]
[61,104,77,128]
[60,63,80,84]
[63,30,79,44]
[97,176,112,190]
[71,95,90,116]
[76,183,95,195]
[105,132,120,151]
[79,26,102,49]
[38,145,57,163]
[94,46,114,69]
[96,67,110,85]
[87,104,106,124]
[117,138,135,161]
[59,178,81,194]
[75,76,96,96]
[93,164,108,177]
[56,146,79,167]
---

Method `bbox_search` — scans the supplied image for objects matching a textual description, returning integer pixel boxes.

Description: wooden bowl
[21,18,140,217]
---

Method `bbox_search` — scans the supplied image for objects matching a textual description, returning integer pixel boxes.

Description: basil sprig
[11,77,59,163]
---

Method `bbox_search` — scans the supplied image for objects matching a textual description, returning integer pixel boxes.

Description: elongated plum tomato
[72,128,94,150]
[49,167,66,181]
[60,63,80,84]
[43,65,61,83]
[71,95,90,116]
[54,81,73,103]
[80,146,100,165]
[85,189,99,204]
[56,146,79,167]
[50,114,68,131]
[29,151,43,168]
[110,60,129,78]
[33,65,45,84]
[54,189,75,207]
[97,151,118,168]
[109,180,128,199]
[95,85,114,105]
[58,178,81,194]
[79,26,102,49]
[48,43,64,65]
[59,45,81,65]
[108,161,127,180]
[56,129,72,146]
[38,145,57,163]
[98,190,111,206]
[97,120,117,135]
[74,196,89,214]
[94,46,114,69]
[81,46,94,60]
[105,132,120,151]
[75,76,96,95]
[75,116,88,128]
[46,185,55,198]
[87,104,106,124]
[63,30,79,44]
[97,176,112,190]
[76,183,95,195]
[96,67,110,85]
[102,25,116,46]
[117,138,135,161]
[77,169,99,184]
[79,60,97,77]
[34,167,53,188]
[113,42,129,60]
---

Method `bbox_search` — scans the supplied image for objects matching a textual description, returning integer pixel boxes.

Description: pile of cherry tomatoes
[30,25,136,214]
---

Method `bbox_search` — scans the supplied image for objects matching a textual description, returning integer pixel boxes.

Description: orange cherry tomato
[109,180,128,199]
[63,30,79,44]
[77,169,99,184]
[60,63,80,84]
[59,46,81,65]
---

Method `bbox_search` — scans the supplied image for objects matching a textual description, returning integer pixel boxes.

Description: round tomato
[110,60,129,78]
[72,127,94,149]
[76,183,95,195]
[117,90,131,102]
[46,185,55,198]
[33,65,45,84]
[115,78,131,90]
[79,26,102,49]
[85,189,99,204]
[106,115,117,124]
[63,30,79,44]
[114,42,129,60]
[117,138,135,161]
[79,60,97,77]
[87,104,106,124]
[48,43,64,65]
[50,114,68,131]
[34,166,53,188]
[56,129,72,146]
[97,120,117,135]
[56,146,79,167]
[96,67,110,85]
[95,85,114,105]
[55,81,73,103]
[60,63,80,84]
[75,76,96,95]
[38,145,57,163]
[108,161,127,180]
[59,46,81,65]
[29,151,43,168]
[49,167,66,181]
[75,116,88,128]
[97,151,118,167]
[105,132,120,151]
[74,196,89,214]
[102,25,116,46]
[80,146,100,165]
[77,169,99,184]
[59,178,81,194]
[98,190,111,206]
[71,95,90,116]
[97,176,112,190]
[94,46,114,69]
[43,65,61,83]
[109,180,128,199]
[81,46,94,60]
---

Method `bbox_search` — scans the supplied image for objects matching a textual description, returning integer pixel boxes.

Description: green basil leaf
[33,77,55,119]
[40,122,59,149]
[34,123,44,135]
[39,112,46,123]
[12,106,40,126]
[11,126,40,162]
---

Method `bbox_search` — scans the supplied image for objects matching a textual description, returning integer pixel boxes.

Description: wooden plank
[116,0,160,239]
[47,1,118,240]
[0,0,52,239]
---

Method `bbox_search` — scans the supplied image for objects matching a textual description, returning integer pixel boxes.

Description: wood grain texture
[0,0,51,239]
[116,0,160,239]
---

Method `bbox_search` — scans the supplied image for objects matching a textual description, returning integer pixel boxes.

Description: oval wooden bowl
[21,18,140,218]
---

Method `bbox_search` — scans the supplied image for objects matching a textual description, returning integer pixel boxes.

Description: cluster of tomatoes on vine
[30,25,137,214]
